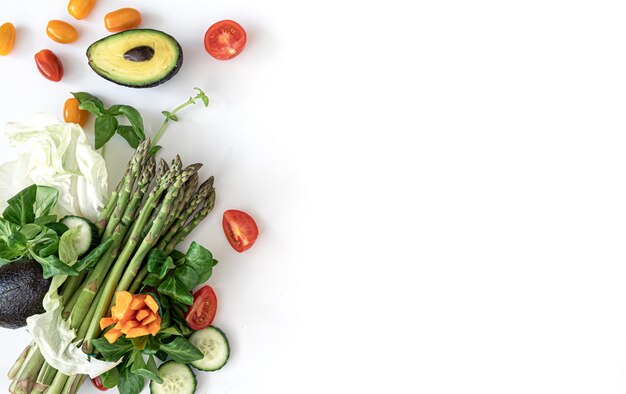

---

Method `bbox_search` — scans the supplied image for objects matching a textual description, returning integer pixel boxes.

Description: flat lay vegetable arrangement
[0,2,259,393]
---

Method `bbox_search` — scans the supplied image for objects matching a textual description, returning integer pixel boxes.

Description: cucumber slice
[189,326,230,371]
[59,215,98,257]
[150,361,196,394]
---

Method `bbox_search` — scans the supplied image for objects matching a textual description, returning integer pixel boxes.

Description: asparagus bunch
[8,139,217,394]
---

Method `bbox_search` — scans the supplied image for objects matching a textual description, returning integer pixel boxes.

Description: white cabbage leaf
[0,113,108,220]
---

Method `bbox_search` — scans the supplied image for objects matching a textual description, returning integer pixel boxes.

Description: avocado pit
[124,46,155,62]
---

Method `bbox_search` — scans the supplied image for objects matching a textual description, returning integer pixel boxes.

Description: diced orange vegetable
[99,317,116,330]
[148,321,160,336]
[122,320,139,332]
[125,327,151,338]
[130,295,147,310]
[113,321,123,330]
[136,309,150,321]
[104,329,122,344]
[145,296,159,313]
[141,313,157,326]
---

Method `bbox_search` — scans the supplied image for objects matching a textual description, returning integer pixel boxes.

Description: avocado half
[87,29,183,88]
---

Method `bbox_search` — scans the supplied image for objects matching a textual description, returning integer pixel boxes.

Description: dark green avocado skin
[86,29,184,88]
[0,259,50,329]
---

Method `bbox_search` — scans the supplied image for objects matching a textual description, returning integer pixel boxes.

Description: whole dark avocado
[0,259,50,329]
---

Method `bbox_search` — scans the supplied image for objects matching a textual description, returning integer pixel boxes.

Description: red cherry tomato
[204,20,247,60]
[223,209,259,253]
[91,376,108,391]
[185,286,218,331]
[35,50,63,82]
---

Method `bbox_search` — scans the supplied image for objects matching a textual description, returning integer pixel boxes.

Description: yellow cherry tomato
[67,0,96,20]
[0,23,16,56]
[46,20,78,44]
[64,98,89,127]
[104,8,142,32]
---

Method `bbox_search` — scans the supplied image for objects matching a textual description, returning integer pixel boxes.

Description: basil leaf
[148,145,162,157]
[34,186,58,217]
[3,185,37,225]
[31,254,79,279]
[118,368,145,394]
[92,337,134,362]
[159,336,203,364]
[95,115,119,150]
[0,218,18,239]
[117,106,144,137]
[7,232,28,252]
[117,125,141,149]
[185,241,217,284]
[20,223,43,240]
[59,227,81,266]
[34,215,57,226]
[130,353,162,384]
[101,366,120,389]
[72,92,105,116]
[173,265,199,290]
[157,276,193,305]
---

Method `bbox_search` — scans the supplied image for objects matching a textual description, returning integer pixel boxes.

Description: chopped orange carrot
[130,295,147,310]
[100,317,116,330]
[125,327,151,338]
[145,295,159,313]
[136,309,150,321]
[141,313,157,326]
[104,329,122,344]
[122,320,140,332]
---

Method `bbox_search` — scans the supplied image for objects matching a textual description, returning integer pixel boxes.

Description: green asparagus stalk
[8,344,30,381]
[32,362,57,394]
[46,372,68,394]
[164,183,216,255]
[12,346,45,394]
[157,176,214,250]
[69,156,156,328]
[102,140,150,240]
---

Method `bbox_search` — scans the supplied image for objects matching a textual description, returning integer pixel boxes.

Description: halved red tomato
[204,20,247,60]
[91,376,108,391]
[223,209,259,253]
[185,286,218,331]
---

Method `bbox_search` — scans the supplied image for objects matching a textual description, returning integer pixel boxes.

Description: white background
[0,0,624,393]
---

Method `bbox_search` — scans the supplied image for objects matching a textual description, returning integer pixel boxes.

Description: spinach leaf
[7,232,28,253]
[130,352,162,384]
[3,185,37,225]
[101,366,120,389]
[33,186,58,217]
[46,222,68,236]
[0,218,18,239]
[92,337,134,362]
[184,241,218,284]
[34,215,57,226]
[118,368,145,394]
[157,276,193,305]
[173,265,199,290]
[31,254,78,279]
[0,241,22,261]
[20,224,43,240]
[159,336,203,364]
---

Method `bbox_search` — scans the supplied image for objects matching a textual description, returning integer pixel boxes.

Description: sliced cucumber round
[189,326,230,371]
[150,361,196,394]
[59,215,98,257]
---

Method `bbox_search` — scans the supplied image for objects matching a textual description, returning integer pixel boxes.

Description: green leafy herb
[130,352,163,383]
[159,336,203,364]
[92,337,134,362]
[153,87,210,144]
[58,227,81,266]
[157,276,193,305]
[117,125,142,149]
[118,367,145,394]
[101,366,120,389]
[3,185,37,225]
[73,238,113,272]
[95,115,119,150]
[31,253,79,278]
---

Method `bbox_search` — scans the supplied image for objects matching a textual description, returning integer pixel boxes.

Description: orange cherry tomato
[35,50,63,82]
[104,8,141,32]
[0,23,16,56]
[67,0,96,20]
[64,98,88,127]
[204,20,247,60]
[46,20,78,44]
